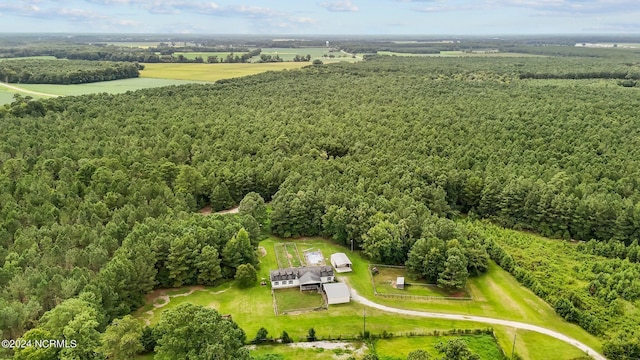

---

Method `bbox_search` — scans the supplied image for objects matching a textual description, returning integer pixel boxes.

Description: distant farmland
[139,62,309,82]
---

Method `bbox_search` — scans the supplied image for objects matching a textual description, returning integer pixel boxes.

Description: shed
[323,282,351,305]
[330,253,353,273]
[397,277,405,290]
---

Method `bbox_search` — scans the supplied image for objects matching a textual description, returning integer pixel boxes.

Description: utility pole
[511,330,517,360]
[363,308,366,337]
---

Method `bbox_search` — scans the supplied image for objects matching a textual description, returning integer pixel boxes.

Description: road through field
[0,82,59,97]
[350,289,606,360]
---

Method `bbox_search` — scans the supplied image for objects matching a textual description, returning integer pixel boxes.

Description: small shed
[323,282,351,305]
[330,253,353,273]
[397,277,405,290]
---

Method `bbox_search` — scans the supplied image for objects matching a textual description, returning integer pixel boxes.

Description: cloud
[497,0,640,15]
[320,0,359,12]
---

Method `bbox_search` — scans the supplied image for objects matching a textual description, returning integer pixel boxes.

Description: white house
[330,253,353,273]
[270,266,334,291]
[323,282,351,305]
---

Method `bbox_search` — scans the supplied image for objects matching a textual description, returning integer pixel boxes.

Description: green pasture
[17,78,199,95]
[274,288,325,313]
[372,266,469,298]
[259,47,358,62]
[0,78,201,105]
[173,51,243,60]
[374,335,506,360]
[377,50,543,57]
[139,62,308,82]
[133,237,601,359]
[0,56,58,61]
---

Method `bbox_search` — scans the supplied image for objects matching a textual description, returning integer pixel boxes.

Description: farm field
[172,51,244,60]
[374,335,507,360]
[133,237,598,360]
[139,62,308,81]
[259,47,359,62]
[377,50,543,57]
[0,78,201,104]
[0,55,58,61]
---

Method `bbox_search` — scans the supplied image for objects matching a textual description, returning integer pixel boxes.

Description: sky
[0,0,638,35]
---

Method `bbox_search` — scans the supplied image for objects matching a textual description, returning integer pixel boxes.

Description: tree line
[0,59,140,84]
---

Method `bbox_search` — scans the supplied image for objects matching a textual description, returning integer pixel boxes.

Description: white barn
[330,253,353,273]
[323,282,351,305]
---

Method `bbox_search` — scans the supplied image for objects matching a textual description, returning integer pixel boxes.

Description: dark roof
[299,271,321,285]
[270,266,333,281]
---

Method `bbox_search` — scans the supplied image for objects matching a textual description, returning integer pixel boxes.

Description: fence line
[368,264,473,301]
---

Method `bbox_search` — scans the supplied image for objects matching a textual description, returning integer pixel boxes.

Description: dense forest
[2,53,640,358]
[0,59,140,84]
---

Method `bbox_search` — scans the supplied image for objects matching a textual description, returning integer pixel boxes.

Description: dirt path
[0,82,59,97]
[349,288,606,360]
[216,206,239,215]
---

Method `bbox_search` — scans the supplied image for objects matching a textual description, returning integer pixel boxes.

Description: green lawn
[374,335,506,360]
[274,288,325,314]
[132,236,602,360]
[372,266,470,298]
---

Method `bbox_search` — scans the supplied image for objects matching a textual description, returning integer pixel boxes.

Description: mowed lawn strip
[274,288,325,313]
[374,335,507,360]
[139,62,308,82]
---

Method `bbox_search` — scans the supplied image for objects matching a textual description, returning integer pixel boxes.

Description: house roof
[397,277,405,285]
[299,271,321,285]
[330,253,352,267]
[270,266,333,282]
[323,282,350,299]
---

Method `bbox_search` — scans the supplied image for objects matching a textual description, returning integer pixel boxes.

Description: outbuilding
[323,282,351,305]
[330,253,353,273]
[397,277,405,290]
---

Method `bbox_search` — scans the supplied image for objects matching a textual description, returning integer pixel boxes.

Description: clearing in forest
[371,265,471,299]
[139,62,308,82]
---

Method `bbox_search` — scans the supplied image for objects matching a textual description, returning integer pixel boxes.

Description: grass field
[173,51,244,60]
[372,266,470,298]
[259,47,359,63]
[0,78,201,105]
[377,50,544,57]
[250,342,366,359]
[0,56,58,61]
[374,335,507,360]
[274,288,325,314]
[132,236,600,360]
[139,62,308,82]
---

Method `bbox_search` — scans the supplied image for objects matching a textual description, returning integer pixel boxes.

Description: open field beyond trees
[139,62,309,81]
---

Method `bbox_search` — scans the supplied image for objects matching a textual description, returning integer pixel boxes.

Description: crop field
[0,78,200,104]
[139,62,308,82]
[274,288,325,314]
[371,266,470,298]
[374,335,507,360]
[132,237,599,360]
[274,243,303,269]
